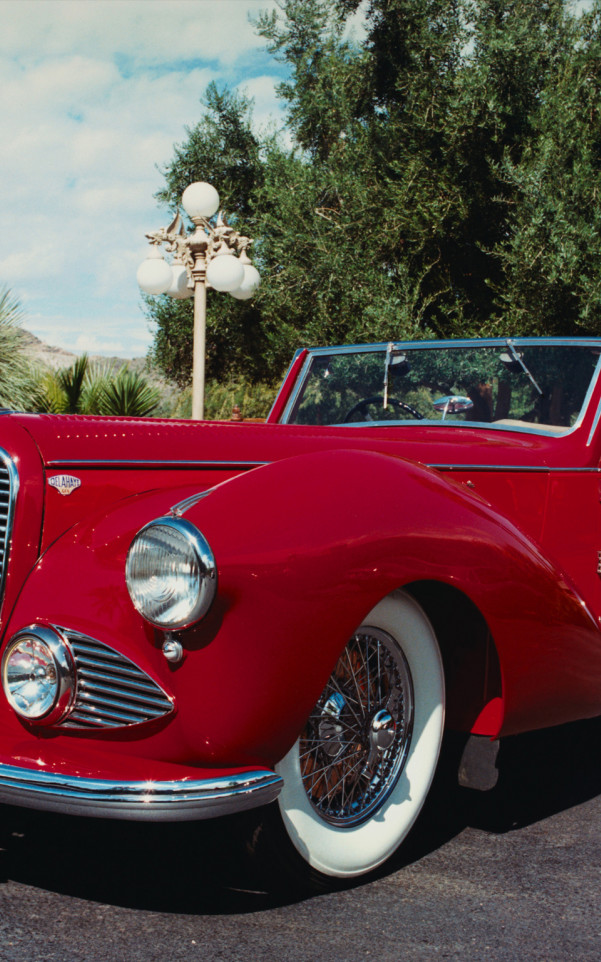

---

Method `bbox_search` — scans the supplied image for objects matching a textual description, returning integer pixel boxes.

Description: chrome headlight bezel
[125,516,217,630]
[2,625,75,725]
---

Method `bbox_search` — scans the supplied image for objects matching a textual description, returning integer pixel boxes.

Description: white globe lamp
[182,182,220,220]
[136,247,173,295]
[206,253,245,292]
[230,264,261,300]
[167,263,193,299]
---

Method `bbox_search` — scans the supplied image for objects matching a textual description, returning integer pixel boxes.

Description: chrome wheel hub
[298,627,414,827]
[370,709,396,751]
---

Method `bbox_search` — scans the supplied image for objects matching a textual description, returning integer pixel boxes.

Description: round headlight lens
[2,626,75,723]
[125,517,217,629]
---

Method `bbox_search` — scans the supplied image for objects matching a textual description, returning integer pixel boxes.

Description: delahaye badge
[48,475,82,496]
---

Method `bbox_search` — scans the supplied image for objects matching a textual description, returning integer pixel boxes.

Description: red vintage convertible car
[0,337,600,886]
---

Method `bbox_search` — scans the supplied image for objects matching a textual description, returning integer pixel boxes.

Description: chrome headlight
[2,625,75,724]
[125,517,217,630]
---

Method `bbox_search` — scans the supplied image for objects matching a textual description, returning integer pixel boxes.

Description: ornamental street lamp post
[136,182,260,420]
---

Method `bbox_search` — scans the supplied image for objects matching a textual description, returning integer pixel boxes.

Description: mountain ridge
[21,329,146,372]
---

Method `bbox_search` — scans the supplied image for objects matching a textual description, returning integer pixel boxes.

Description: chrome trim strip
[339,419,580,438]
[46,460,268,470]
[587,391,601,446]
[279,353,314,425]
[430,464,601,473]
[170,489,213,517]
[580,349,601,440]
[297,337,601,356]
[267,348,304,422]
[0,763,283,821]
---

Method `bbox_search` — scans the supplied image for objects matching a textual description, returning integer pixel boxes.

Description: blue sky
[0,0,292,358]
[0,0,593,360]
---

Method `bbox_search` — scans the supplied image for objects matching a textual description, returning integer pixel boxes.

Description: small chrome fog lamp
[1,625,75,724]
[125,517,217,630]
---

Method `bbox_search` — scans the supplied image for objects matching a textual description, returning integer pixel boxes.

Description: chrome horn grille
[0,451,18,615]
[58,629,174,729]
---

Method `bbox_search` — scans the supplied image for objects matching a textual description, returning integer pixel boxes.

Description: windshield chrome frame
[278,337,601,438]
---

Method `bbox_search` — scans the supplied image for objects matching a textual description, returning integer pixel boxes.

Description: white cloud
[26,309,154,359]
[0,0,286,357]
[343,0,369,42]
[0,1,268,67]
[2,56,119,114]
[75,333,131,356]
[0,244,66,282]
[238,73,287,132]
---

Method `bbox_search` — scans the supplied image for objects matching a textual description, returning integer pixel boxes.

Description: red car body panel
[1,338,601,814]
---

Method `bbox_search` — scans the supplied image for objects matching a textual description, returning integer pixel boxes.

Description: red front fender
[183,448,601,743]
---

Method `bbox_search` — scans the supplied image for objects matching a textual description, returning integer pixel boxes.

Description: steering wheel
[343,395,424,423]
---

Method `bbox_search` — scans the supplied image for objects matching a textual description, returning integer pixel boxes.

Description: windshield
[283,340,601,433]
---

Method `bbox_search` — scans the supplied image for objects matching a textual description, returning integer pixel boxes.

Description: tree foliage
[147,0,601,388]
[495,3,601,333]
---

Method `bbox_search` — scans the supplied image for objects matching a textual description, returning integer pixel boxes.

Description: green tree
[156,82,264,218]
[494,3,601,335]
[253,0,470,343]
[146,0,598,393]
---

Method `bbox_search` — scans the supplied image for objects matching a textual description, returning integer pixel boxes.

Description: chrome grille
[0,451,17,613]
[59,629,174,729]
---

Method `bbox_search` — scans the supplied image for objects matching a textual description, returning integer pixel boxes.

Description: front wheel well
[404,581,503,735]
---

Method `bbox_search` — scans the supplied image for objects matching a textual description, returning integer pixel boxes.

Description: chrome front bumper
[0,762,283,821]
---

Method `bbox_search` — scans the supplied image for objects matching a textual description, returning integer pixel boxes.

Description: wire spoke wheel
[300,628,413,827]
[273,591,445,882]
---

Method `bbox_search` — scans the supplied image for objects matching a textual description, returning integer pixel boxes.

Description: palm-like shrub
[0,287,47,411]
[37,355,98,414]
[97,366,160,417]
[55,355,93,413]
[38,356,160,417]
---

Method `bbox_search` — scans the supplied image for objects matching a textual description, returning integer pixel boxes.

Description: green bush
[169,379,278,420]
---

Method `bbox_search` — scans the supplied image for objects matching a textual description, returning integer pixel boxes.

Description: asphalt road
[1,718,601,962]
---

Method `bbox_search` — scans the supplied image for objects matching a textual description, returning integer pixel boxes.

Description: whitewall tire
[274,590,445,880]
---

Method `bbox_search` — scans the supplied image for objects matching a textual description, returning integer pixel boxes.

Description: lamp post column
[188,222,210,421]
[192,280,207,421]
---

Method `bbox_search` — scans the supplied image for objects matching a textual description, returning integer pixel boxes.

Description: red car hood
[9,410,589,472]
